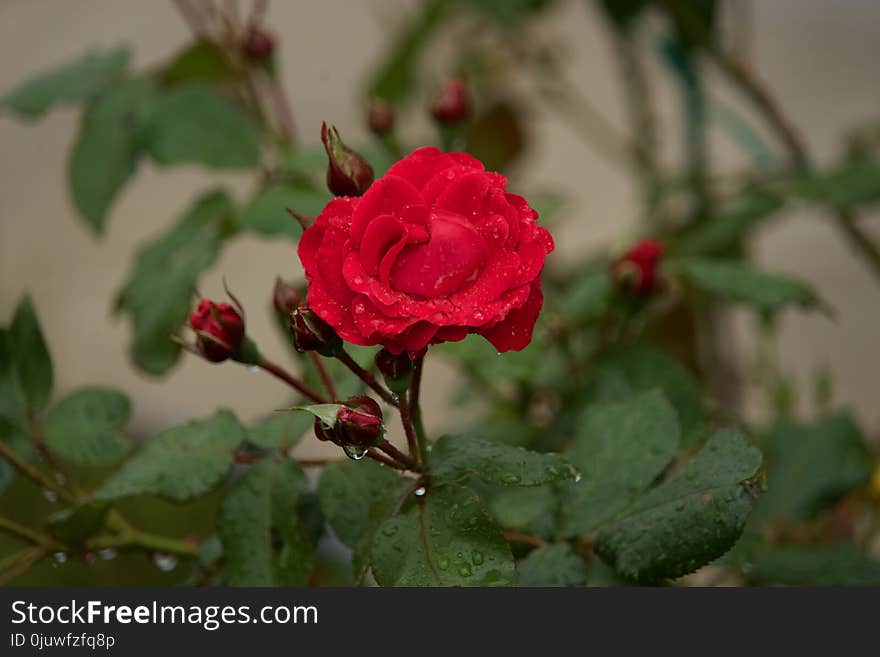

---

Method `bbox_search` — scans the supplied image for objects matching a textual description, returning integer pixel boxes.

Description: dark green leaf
[561,391,680,537]
[371,483,515,586]
[115,189,233,374]
[48,502,110,547]
[246,412,310,451]
[795,158,880,210]
[317,459,411,577]
[429,434,578,486]
[218,459,312,585]
[596,429,762,582]
[487,485,559,539]
[517,544,586,587]
[750,542,880,586]
[138,85,261,168]
[1,46,131,118]
[9,295,53,412]
[68,77,155,234]
[237,184,330,239]
[0,328,27,438]
[161,41,237,87]
[668,258,823,313]
[94,409,243,501]
[558,269,613,324]
[43,387,131,464]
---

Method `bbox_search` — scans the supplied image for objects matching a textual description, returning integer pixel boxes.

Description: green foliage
[161,41,237,87]
[218,459,313,585]
[596,430,762,582]
[561,391,680,537]
[138,85,262,168]
[371,484,515,586]
[115,189,233,374]
[795,157,880,210]
[517,544,587,587]
[245,413,310,451]
[68,77,155,234]
[1,46,131,118]
[749,543,880,586]
[9,296,53,413]
[237,184,330,239]
[48,502,110,547]
[94,409,243,501]
[429,434,578,487]
[293,404,344,427]
[43,387,131,464]
[487,485,560,539]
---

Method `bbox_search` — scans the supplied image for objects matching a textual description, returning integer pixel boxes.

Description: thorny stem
[335,349,398,407]
[258,356,327,403]
[309,352,338,400]
[399,399,420,466]
[0,440,75,504]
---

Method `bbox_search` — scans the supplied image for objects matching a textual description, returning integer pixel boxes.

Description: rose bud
[337,396,384,447]
[321,122,374,197]
[375,348,412,394]
[430,78,470,124]
[273,277,303,316]
[367,99,396,137]
[313,417,341,445]
[611,239,665,296]
[189,299,245,362]
[289,305,342,357]
[242,26,275,62]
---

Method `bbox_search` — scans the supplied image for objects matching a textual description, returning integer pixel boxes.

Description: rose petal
[478,281,544,352]
[350,174,424,243]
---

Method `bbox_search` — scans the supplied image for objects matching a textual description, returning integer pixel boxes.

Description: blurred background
[0,0,878,585]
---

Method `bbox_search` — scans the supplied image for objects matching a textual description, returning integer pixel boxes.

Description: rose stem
[257,357,327,403]
[367,448,409,470]
[377,440,419,471]
[0,441,75,504]
[335,349,398,407]
[309,352,338,401]
[409,355,429,464]
[399,400,420,465]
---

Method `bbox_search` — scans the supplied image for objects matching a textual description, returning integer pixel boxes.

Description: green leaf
[668,258,823,313]
[487,485,559,539]
[246,412,310,451]
[43,387,131,464]
[750,542,880,586]
[795,158,880,210]
[237,184,330,239]
[292,404,344,427]
[561,391,680,537]
[9,295,53,412]
[371,483,515,586]
[218,459,312,586]
[68,77,155,234]
[161,41,237,87]
[558,269,613,324]
[367,0,450,103]
[48,501,110,547]
[94,409,243,501]
[115,189,233,374]
[317,459,412,577]
[754,413,871,527]
[517,544,586,587]
[585,346,705,446]
[1,46,131,118]
[429,434,578,487]
[0,328,27,437]
[596,429,762,582]
[138,85,261,169]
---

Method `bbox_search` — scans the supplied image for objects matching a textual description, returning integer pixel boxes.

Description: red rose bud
[273,277,303,316]
[375,348,412,394]
[189,299,245,362]
[321,122,374,197]
[337,396,384,447]
[313,417,341,445]
[430,78,470,124]
[367,99,395,137]
[242,26,275,62]
[289,305,342,357]
[611,239,665,296]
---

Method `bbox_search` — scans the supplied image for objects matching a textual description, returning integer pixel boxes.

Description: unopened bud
[610,239,665,296]
[273,277,303,316]
[289,305,342,357]
[189,299,245,362]
[367,99,396,137]
[321,122,374,197]
[430,78,470,125]
[242,27,275,62]
[374,348,412,394]
[337,395,384,447]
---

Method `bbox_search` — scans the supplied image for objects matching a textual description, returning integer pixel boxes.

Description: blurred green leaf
[460,0,555,24]
[237,184,330,239]
[44,387,131,464]
[430,434,578,486]
[1,46,131,119]
[292,404,344,427]
[486,485,559,539]
[371,483,515,586]
[317,459,411,577]
[94,409,243,501]
[517,544,586,587]
[246,413,311,451]
[69,77,155,234]
[596,429,762,582]
[9,295,53,413]
[218,459,312,585]
[561,391,680,538]
[669,258,824,313]
[161,41,236,87]
[115,189,233,375]
[48,501,110,547]
[795,158,880,210]
[750,542,880,586]
[558,269,613,323]
[138,85,261,168]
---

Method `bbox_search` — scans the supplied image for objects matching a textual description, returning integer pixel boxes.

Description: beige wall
[1,1,878,457]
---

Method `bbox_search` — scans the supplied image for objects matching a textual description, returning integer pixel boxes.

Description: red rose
[298,147,554,355]
[189,299,245,362]
[611,239,665,295]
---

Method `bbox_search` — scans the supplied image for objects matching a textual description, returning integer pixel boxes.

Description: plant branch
[503,531,548,548]
[309,352,338,400]
[0,440,75,504]
[335,349,398,407]
[258,356,327,403]
[0,517,60,548]
[377,440,419,471]
[367,447,410,470]
[0,545,51,586]
[409,356,429,465]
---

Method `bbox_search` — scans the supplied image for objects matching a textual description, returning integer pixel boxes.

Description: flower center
[390,210,487,298]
